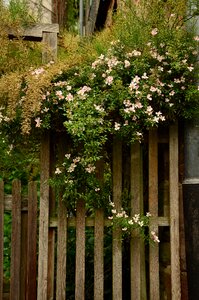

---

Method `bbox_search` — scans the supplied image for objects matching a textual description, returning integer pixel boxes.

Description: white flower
[187,66,194,72]
[151,28,158,36]
[66,93,74,101]
[147,94,152,101]
[122,227,128,231]
[94,104,105,112]
[114,122,121,131]
[124,60,130,68]
[85,164,96,173]
[128,219,134,225]
[105,76,114,85]
[151,231,160,243]
[142,73,148,79]
[55,167,62,174]
[35,117,42,128]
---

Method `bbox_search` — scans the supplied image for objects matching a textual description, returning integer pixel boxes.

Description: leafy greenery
[0,0,199,212]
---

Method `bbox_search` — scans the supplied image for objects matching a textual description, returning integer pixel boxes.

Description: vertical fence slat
[169,123,181,299]
[75,199,86,300]
[48,190,56,299]
[56,196,67,299]
[0,181,4,299]
[112,138,122,300]
[149,129,160,300]
[10,179,21,300]
[27,181,37,300]
[94,209,104,300]
[20,210,28,300]
[37,133,50,300]
[130,143,146,300]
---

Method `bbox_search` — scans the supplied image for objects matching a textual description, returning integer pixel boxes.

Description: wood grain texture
[10,180,21,300]
[112,138,122,300]
[148,129,160,300]
[56,195,67,299]
[42,32,58,63]
[94,209,104,300]
[20,211,28,300]
[0,181,4,299]
[169,124,181,299]
[8,24,59,38]
[26,182,37,300]
[130,143,146,300]
[37,133,50,300]
[49,216,169,228]
[75,200,86,300]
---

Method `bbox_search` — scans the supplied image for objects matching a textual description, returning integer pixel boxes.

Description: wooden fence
[0,124,187,299]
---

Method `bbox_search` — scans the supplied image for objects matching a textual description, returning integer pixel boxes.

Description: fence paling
[10,180,21,300]
[169,124,181,299]
[0,181,4,300]
[56,194,67,300]
[20,208,28,300]
[37,133,50,300]
[149,129,160,300]
[27,181,37,300]
[94,209,104,300]
[75,199,86,300]
[112,138,122,300]
[130,143,146,300]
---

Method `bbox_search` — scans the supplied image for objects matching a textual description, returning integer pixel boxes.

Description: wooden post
[42,31,58,63]
[56,195,67,299]
[169,123,181,299]
[10,180,21,300]
[130,142,146,300]
[0,181,4,299]
[37,133,50,300]
[94,209,104,300]
[20,210,28,300]
[112,138,122,300]
[75,199,86,300]
[26,182,38,300]
[149,129,160,300]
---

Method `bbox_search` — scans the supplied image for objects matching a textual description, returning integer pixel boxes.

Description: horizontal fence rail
[0,125,185,300]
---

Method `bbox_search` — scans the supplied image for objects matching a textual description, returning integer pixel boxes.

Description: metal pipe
[79,0,84,36]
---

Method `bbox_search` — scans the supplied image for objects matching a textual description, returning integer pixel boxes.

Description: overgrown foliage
[0,0,199,214]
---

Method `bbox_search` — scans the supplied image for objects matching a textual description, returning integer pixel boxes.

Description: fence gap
[75,199,86,300]
[10,179,21,300]
[148,129,160,300]
[26,181,38,300]
[0,181,4,299]
[112,138,122,300]
[169,123,181,298]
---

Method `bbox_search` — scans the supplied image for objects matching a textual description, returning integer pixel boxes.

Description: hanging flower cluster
[108,201,160,243]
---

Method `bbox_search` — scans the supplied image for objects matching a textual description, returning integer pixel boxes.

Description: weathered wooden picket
[0,124,186,299]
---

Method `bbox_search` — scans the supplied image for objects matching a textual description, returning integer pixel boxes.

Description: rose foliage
[0,1,199,211]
